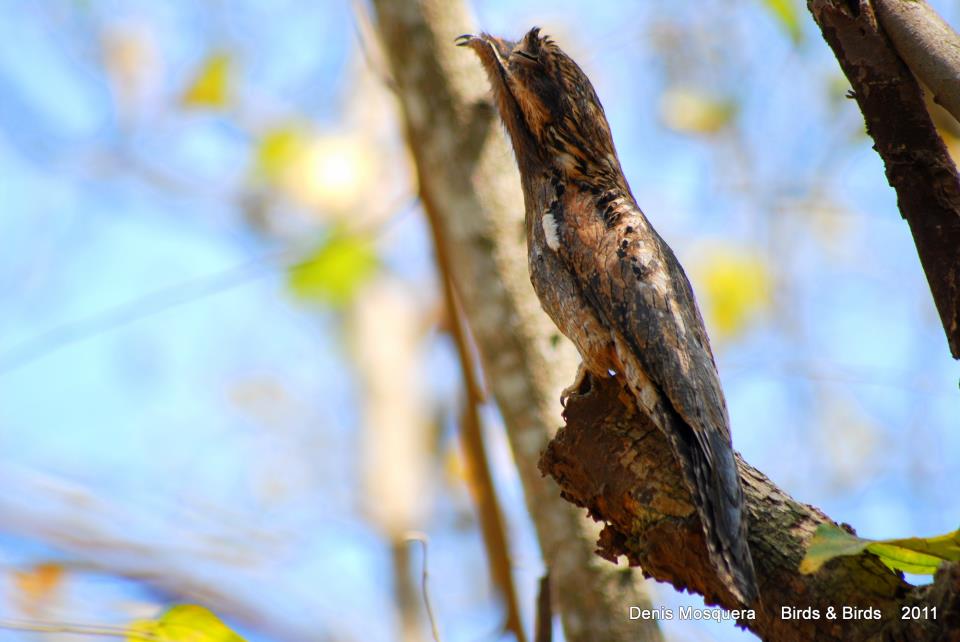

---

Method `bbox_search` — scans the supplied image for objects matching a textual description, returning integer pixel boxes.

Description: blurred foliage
[288,229,379,307]
[802,524,960,575]
[128,605,245,642]
[13,563,63,616]
[257,129,377,213]
[181,52,232,109]
[257,126,308,186]
[761,0,803,44]
[692,246,772,343]
[659,87,737,136]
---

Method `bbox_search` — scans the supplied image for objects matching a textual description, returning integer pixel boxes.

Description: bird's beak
[455,32,509,75]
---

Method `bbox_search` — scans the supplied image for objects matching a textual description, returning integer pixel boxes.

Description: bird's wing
[554,194,757,603]
[557,195,730,447]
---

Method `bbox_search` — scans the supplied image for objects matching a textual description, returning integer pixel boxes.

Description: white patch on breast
[542,213,561,251]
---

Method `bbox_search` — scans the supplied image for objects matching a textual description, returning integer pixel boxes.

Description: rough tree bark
[809,0,960,359]
[541,374,960,640]
[368,1,662,641]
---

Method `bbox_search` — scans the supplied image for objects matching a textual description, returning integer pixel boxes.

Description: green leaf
[801,524,960,576]
[761,0,803,44]
[867,543,943,575]
[127,605,245,642]
[288,230,379,307]
[799,524,871,574]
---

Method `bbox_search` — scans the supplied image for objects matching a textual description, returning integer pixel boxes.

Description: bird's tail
[674,420,758,605]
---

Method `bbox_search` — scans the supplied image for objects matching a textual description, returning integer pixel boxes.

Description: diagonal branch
[441,269,527,642]
[540,373,960,640]
[809,0,960,359]
[873,0,960,125]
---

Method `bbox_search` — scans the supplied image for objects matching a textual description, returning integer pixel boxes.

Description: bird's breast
[526,186,620,378]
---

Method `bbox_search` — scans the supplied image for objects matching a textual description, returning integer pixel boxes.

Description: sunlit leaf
[181,53,231,109]
[256,126,307,185]
[660,88,736,136]
[801,523,960,575]
[288,230,379,307]
[288,136,375,212]
[867,543,943,575]
[127,605,245,642]
[761,0,803,44]
[254,129,375,213]
[693,246,771,342]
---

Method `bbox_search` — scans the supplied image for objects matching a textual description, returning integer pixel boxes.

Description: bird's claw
[455,34,474,46]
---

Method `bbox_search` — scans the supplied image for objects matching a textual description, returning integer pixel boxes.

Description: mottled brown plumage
[459,27,759,604]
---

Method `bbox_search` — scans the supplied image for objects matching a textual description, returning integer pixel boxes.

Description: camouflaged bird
[459,28,759,604]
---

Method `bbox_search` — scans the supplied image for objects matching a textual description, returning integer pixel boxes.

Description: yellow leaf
[181,53,231,109]
[256,126,308,185]
[867,543,942,575]
[288,229,379,307]
[761,0,803,44]
[128,605,245,642]
[693,246,771,342]
[801,523,960,576]
[660,88,736,136]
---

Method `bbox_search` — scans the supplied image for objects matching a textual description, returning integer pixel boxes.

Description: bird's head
[458,28,624,188]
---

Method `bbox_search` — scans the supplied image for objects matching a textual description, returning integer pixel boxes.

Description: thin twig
[0,618,159,640]
[428,215,527,641]
[0,249,288,374]
[405,533,441,642]
[349,0,398,92]
[534,573,552,642]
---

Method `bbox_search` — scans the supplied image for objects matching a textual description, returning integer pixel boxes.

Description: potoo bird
[459,28,759,604]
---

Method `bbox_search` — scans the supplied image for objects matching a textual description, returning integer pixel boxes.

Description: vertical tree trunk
[368,1,662,640]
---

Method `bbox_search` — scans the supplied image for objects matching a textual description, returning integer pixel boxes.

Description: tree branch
[809,0,960,359]
[367,1,662,640]
[540,373,960,640]
[873,0,960,125]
